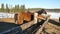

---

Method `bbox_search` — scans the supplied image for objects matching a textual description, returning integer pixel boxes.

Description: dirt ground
[0,18,15,23]
[0,18,60,34]
[41,22,60,34]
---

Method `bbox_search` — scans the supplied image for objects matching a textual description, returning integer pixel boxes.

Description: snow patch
[0,12,14,18]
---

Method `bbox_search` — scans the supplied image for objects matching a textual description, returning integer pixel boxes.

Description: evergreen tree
[1,3,4,12]
[20,5,25,12]
[6,4,9,13]
[15,5,19,12]
[27,8,30,13]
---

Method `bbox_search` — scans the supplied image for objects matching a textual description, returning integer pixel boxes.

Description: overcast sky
[0,0,60,9]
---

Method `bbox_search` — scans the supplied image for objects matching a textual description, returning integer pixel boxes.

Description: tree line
[1,3,59,13]
[0,3,26,13]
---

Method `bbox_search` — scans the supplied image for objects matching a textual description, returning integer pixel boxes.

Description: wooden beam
[20,21,34,30]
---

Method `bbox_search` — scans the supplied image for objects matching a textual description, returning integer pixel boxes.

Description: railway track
[22,20,45,34]
[13,19,60,34]
[0,15,60,34]
[22,15,50,34]
[48,19,60,26]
